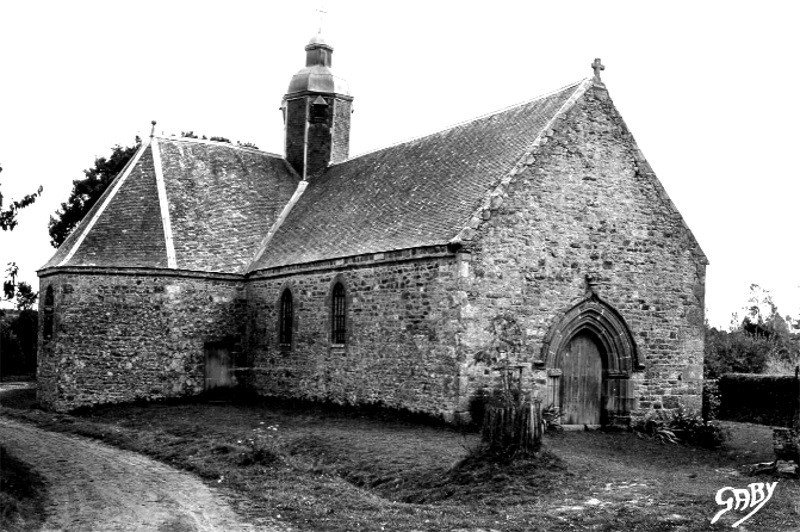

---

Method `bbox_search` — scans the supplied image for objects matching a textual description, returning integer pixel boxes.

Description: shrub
[702,379,720,421]
[633,406,728,449]
[0,310,37,378]
[717,373,800,427]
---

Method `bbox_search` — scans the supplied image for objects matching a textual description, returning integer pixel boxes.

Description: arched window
[279,288,293,347]
[331,282,346,345]
[43,285,54,341]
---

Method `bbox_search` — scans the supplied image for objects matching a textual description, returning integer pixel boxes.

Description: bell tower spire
[282,26,353,180]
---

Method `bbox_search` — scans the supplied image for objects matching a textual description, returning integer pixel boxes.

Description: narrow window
[331,282,346,345]
[43,285,54,340]
[279,289,293,347]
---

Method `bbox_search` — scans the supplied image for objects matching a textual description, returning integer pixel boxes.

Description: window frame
[331,281,347,346]
[278,288,294,350]
[42,285,55,342]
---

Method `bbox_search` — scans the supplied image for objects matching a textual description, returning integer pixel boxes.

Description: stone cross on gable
[591,58,605,82]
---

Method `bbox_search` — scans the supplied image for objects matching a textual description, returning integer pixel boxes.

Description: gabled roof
[43,138,300,273]
[44,75,704,278]
[251,81,585,270]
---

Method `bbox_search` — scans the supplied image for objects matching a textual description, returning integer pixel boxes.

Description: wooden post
[482,399,543,457]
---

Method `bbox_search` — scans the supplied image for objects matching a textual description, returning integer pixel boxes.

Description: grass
[2,387,800,531]
[0,444,47,532]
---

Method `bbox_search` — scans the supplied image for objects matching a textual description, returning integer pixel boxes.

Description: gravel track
[0,417,276,531]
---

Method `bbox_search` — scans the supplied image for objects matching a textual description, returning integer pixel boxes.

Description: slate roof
[251,82,583,270]
[44,139,300,273]
[43,81,587,275]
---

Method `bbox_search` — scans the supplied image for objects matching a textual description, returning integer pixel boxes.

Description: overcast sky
[1,1,797,328]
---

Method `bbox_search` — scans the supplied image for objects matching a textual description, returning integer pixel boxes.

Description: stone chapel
[37,32,707,425]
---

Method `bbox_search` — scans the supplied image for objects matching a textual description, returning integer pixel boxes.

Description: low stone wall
[37,270,246,411]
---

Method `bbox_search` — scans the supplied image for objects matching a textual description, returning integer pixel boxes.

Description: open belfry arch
[541,294,642,426]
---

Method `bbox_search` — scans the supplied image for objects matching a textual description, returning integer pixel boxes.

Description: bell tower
[283,31,353,179]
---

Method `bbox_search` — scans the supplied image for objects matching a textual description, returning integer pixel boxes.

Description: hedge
[717,373,800,427]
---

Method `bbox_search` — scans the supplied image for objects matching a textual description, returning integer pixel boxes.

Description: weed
[236,424,281,466]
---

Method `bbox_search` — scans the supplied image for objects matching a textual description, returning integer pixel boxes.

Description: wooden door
[560,332,603,425]
[204,343,232,390]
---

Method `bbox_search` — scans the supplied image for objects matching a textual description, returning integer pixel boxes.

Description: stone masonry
[37,43,705,422]
[451,83,706,417]
[246,248,464,418]
[38,271,246,412]
[245,83,705,421]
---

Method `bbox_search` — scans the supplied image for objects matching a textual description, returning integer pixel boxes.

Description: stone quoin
[37,30,707,425]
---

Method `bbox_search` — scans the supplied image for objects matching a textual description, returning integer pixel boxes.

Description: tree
[14,282,38,312]
[2,163,43,303]
[705,285,800,377]
[0,163,43,232]
[48,140,139,248]
[0,163,43,377]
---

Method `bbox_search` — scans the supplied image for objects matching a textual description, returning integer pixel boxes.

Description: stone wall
[37,271,246,411]
[455,83,706,416]
[246,249,464,419]
[330,98,352,164]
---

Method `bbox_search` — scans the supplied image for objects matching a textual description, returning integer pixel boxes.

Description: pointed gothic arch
[541,295,642,425]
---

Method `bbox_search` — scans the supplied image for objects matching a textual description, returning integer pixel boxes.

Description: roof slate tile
[158,140,299,273]
[252,82,582,270]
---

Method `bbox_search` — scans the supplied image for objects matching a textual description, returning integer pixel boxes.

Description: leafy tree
[0,163,43,232]
[13,282,38,312]
[2,164,43,303]
[3,262,18,300]
[48,141,139,248]
[705,285,800,377]
[0,162,42,377]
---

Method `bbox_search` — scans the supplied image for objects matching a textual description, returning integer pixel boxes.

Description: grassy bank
[0,444,47,532]
[1,387,799,531]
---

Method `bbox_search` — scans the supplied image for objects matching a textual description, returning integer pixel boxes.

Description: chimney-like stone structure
[283,31,353,179]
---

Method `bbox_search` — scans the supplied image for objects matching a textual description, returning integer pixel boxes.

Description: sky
[0,1,798,328]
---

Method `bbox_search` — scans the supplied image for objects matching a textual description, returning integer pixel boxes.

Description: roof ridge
[245,180,309,274]
[151,138,178,269]
[56,142,150,267]
[156,135,284,159]
[341,79,589,164]
[449,78,594,245]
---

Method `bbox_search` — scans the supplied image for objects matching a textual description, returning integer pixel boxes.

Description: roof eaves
[448,78,593,246]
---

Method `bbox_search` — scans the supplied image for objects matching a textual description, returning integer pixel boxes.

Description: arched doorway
[542,295,642,426]
[559,330,604,425]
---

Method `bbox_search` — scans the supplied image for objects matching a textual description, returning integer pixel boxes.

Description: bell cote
[283,32,353,179]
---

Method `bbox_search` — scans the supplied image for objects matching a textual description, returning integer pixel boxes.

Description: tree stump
[482,401,543,456]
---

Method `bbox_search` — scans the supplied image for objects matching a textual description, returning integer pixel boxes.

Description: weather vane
[316,5,327,34]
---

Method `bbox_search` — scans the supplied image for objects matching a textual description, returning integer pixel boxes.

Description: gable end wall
[456,85,706,416]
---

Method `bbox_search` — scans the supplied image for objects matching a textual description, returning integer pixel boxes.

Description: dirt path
[0,417,278,532]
